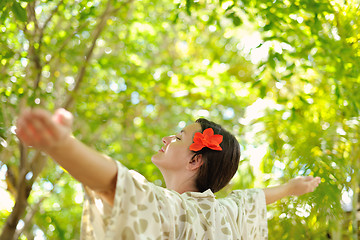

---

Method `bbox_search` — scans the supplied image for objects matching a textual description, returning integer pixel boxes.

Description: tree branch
[29,151,46,180]
[38,0,64,48]
[351,131,360,240]
[23,3,41,93]
[0,148,46,240]
[18,142,27,175]
[25,1,44,91]
[42,0,63,34]
[63,0,115,109]
[1,1,132,239]
[46,21,90,66]
[0,165,31,240]
[13,172,65,239]
[26,1,39,34]
[5,165,18,198]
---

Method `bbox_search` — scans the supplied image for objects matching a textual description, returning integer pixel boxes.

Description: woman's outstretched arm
[16,108,118,204]
[263,176,321,205]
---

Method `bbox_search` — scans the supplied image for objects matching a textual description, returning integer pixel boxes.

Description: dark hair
[193,118,240,193]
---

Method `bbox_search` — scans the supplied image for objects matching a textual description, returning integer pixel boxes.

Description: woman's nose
[162,136,169,145]
[162,135,175,145]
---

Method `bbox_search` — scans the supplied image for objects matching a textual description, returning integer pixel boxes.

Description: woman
[16,108,320,239]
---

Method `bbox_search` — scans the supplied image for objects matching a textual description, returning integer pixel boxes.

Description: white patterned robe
[81,161,268,239]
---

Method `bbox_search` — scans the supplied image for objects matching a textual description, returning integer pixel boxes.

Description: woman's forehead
[182,122,202,136]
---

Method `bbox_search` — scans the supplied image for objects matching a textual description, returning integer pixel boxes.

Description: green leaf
[0,8,9,22]
[282,72,294,80]
[0,0,8,10]
[0,0,359,238]
[186,0,191,15]
[269,56,276,69]
[11,1,27,22]
[173,12,179,23]
[224,3,235,12]
[260,85,266,98]
[263,23,272,31]
[232,15,242,26]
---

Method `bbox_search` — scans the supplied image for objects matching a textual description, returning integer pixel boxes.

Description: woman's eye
[176,136,181,140]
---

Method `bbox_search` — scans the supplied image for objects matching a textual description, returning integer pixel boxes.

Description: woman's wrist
[283,181,294,197]
[45,135,75,156]
[263,182,294,205]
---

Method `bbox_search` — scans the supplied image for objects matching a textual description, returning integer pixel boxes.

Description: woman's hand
[16,108,117,203]
[16,108,73,153]
[263,175,321,204]
[286,176,321,196]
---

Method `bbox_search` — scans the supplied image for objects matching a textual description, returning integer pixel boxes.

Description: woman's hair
[193,118,240,193]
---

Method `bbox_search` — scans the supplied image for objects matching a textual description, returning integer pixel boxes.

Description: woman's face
[151,122,202,172]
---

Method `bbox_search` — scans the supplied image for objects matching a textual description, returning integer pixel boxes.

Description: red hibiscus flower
[189,128,223,151]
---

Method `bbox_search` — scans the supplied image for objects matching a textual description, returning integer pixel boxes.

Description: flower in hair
[189,128,223,151]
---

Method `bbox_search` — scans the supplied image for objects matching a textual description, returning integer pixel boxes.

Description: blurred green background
[0,0,359,239]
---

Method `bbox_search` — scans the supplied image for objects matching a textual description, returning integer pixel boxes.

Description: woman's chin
[151,154,160,164]
[151,155,167,171]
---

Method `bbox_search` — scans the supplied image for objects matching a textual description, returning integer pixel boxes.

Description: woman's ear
[187,154,204,171]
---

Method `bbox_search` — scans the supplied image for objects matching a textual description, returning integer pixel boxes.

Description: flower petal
[210,134,223,144]
[209,145,222,151]
[189,142,205,151]
[193,132,203,141]
[190,128,223,152]
[203,128,214,137]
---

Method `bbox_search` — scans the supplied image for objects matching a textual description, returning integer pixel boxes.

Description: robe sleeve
[80,182,114,239]
[81,160,166,240]
[226,188,268,239]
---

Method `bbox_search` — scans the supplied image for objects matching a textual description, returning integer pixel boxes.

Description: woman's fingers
[53,108,73,127]
[289,176,321,196]
[15,108,73,152]
[16,110,35,138]
[16,108,58,148]
[304,176,313,181]
[16,117,34,146]
[306,177,321,193]
[32,108,63,140]
[22,113,50,146]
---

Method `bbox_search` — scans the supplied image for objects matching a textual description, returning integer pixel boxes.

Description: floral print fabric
[81,161,268,239]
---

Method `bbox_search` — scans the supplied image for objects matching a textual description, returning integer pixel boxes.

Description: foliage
[234,1,360,238]
[0,0,359,239]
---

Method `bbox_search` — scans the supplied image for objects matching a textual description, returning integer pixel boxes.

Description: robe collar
[181,189,215,198]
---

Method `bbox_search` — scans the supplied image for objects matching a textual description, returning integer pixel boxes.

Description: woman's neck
[161,170,199,194]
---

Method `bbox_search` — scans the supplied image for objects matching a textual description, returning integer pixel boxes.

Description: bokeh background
[0,0,359,239]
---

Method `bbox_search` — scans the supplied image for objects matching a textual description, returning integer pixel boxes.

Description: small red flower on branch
[189,128,223,151]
